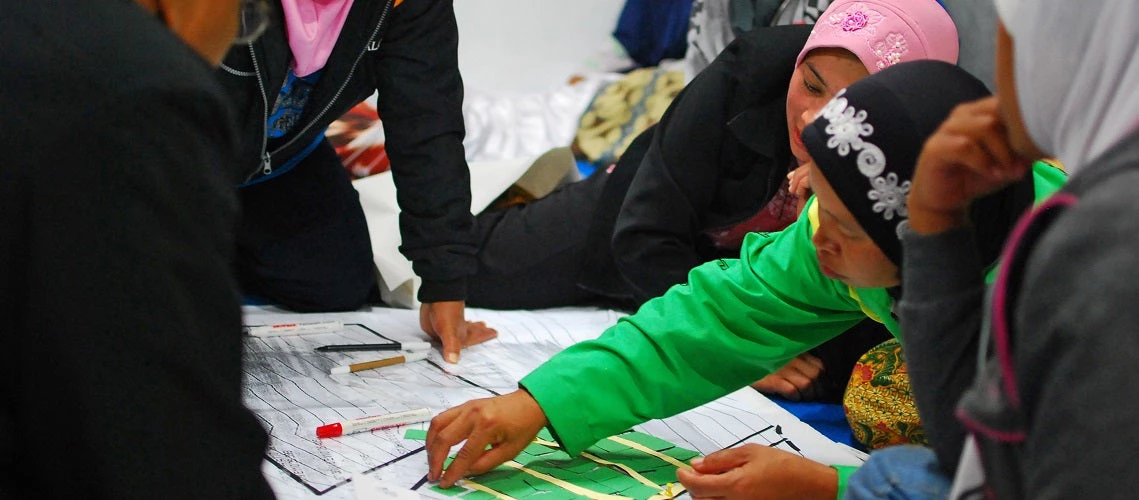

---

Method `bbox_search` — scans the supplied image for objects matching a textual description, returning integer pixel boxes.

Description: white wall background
[454,0,626,94]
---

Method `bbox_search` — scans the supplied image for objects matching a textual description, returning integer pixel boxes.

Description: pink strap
[989,193,1078,408]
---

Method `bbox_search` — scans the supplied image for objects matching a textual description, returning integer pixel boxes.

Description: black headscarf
[802,60,1036,267]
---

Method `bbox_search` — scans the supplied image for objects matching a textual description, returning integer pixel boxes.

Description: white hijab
[994,0,1139,175]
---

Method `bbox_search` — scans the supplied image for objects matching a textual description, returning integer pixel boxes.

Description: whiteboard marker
[244,320,343,337]
[316,408,433,438]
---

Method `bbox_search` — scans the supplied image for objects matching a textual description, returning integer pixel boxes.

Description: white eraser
[402,351,430,363]
[330,366,350,375]
[400,341,432,352]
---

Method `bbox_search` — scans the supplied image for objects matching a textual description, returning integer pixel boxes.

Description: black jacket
[1,1,271,497]
[579,25,811,305]
[218,0,476,302]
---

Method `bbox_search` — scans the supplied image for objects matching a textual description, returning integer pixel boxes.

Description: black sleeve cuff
[417,277,467,303]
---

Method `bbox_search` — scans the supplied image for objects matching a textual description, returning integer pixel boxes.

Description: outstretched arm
[427,207,868,483]
[374,0,493,361]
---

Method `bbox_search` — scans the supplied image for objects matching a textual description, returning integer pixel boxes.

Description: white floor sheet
[243,306,866,499]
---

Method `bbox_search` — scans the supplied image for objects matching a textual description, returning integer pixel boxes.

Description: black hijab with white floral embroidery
[802,60,1035,267]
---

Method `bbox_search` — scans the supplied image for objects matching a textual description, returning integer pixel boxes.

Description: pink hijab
[281,0,356,77]
[795,0,959,74]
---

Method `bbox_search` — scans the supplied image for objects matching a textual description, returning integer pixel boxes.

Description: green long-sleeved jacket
[520,162,1065,495]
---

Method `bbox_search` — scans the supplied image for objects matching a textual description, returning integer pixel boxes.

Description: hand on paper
[420,300,498,363]
[788,163,813,216]
[908,96,1032,235]
[677,444,837,500]
[750,353,825,402]
[426,389,549,488]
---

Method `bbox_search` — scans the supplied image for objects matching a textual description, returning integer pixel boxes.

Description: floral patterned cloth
[574,68,685,168]
[843,338,927,450]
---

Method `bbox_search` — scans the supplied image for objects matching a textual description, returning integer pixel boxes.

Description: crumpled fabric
[463,76,613,163]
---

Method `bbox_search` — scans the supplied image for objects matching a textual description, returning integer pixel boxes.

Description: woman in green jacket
[425,62,1067,499]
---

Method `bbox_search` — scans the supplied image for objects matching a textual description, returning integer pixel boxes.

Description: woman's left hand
[750,353,826,401]
[788,164,813,215]
[677,444,837,500]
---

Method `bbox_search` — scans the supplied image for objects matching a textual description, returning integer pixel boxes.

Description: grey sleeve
[1015,190,1139,499]
[898,226,985,475]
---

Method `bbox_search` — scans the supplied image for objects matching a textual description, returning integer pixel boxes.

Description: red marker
[316,408,432,439]
[244,320,343,337]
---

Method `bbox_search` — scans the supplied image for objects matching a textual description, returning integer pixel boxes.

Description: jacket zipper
[247,42,273,179]
[219,64,257,77]
[263,0,393,164]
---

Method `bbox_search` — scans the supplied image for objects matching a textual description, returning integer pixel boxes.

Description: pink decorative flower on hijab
[842,11,870,31]
[826,2,885,35]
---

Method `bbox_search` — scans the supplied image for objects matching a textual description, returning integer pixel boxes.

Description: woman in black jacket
[219,0,492,362]
[469,0,959,398]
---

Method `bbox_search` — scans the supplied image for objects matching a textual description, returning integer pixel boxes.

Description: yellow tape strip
[523,437,688,499]
[458,479,517,500]
[580,451,661,490]
[647,483,686,500]
[532,437,560,448]
[581,452,688,499]
[503,460,630,500]
[606,435,691,470]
